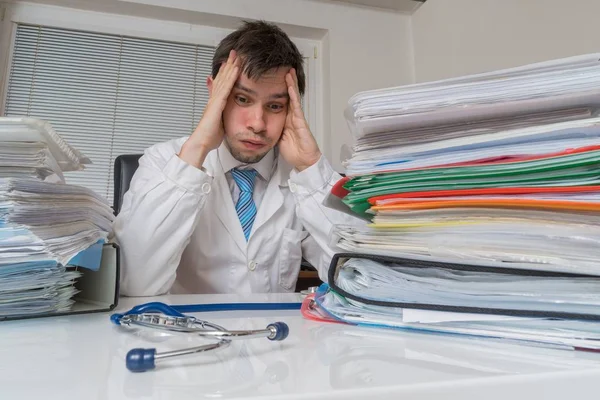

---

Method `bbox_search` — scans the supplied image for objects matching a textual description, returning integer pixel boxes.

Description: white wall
[124,0,414,167]
[0,0,414,170]
[412,0,600,83]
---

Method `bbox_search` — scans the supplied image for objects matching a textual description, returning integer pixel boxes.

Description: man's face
[218,67,290,164]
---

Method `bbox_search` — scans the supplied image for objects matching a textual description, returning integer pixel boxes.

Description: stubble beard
[224,135,270,164]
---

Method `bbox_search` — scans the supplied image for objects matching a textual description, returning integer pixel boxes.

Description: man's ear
[206,76,214,96]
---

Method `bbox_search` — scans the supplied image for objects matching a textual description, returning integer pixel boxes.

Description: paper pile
[0,117,113,317]
[333,54,600,274]
[307,54,600,351]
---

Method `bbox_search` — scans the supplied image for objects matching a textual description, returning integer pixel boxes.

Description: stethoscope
[111,301,301,372]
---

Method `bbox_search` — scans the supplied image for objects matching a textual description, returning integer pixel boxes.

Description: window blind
[4,24,214,202]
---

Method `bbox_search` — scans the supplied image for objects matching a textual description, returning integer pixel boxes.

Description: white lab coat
[113,137,357,296]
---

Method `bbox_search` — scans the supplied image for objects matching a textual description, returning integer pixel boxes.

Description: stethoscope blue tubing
[111,301,303,325]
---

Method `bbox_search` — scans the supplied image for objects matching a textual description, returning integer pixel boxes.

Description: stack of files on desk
[307,254,600,352]
[314,54,600,350]
[332,53,600,275]
[334,119,600,275]
[0,117,113,318]
[344,53,600,143]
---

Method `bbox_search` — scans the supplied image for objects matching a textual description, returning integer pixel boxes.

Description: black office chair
[113,154,142,215]
[112,153,319,291]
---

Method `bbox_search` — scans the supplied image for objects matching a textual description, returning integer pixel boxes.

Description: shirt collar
[218,141,275,181]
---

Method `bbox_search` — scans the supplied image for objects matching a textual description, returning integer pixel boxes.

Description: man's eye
[268,104,284,112]
[235,96,249,104]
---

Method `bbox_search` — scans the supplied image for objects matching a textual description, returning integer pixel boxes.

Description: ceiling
[309,0,426,14]
[3,0,427,14]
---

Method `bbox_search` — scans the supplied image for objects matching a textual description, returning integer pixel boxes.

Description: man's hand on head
[179,50,241,169]
[279,68,322,172]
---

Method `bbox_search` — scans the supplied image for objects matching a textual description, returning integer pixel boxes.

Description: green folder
[343,149,600,215]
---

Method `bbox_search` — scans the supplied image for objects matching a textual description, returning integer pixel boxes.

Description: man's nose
[247,106,266,133]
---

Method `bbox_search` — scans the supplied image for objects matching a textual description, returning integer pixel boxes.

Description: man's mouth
[240,140,265,150]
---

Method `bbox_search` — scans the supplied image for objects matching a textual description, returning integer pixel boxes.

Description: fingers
[227,49,237,63]
[291,67,299,89]
[212,50,241,104]
[286,71,303,115]
[221,55,241,94]
[285,95,294,125]
[216,50,236,77]
[221,50,240,82]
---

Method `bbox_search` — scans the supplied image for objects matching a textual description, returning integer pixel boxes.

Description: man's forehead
[235,69,289,97]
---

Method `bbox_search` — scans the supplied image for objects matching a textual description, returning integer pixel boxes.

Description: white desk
[2,293,600,400]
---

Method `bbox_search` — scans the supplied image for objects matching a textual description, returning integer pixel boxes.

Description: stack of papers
[313,54,600,351]
[310,287,600,352]
[0,118,113,318]
[0,118,90,181]
[1,142,64,181]
[307,254,600,351]
[333,54,600,274]
[345,53,600,140]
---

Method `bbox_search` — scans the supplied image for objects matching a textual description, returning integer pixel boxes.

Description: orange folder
[372,198,600,212]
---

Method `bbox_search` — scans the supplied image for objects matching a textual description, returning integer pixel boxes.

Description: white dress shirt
[113,138,360,296]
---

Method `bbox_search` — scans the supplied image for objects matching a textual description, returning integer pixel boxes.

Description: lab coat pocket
[278,228,307,291]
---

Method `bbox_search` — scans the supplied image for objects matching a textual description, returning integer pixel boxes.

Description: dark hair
[212,20,306,96]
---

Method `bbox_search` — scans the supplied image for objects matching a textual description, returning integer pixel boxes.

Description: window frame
[0,1,323,151]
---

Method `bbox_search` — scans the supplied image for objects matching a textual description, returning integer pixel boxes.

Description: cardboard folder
[0,243,120,321]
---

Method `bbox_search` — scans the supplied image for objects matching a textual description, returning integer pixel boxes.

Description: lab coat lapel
[210,157,247,254]
[252,175,283,236]
[252,153,291,235]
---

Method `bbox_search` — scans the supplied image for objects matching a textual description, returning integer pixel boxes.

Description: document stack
[306,54,600,351]
[0,118,114,318]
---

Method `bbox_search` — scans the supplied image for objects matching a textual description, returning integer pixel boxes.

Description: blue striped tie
[231,168,258,241]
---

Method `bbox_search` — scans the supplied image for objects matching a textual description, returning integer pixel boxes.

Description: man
[113,20,356,296]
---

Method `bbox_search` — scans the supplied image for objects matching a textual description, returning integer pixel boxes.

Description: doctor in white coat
[113,21,357,296]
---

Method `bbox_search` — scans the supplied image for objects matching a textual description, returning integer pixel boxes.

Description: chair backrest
[113,154,142,215]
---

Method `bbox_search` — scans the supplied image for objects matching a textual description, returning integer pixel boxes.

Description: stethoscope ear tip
[266,322,289,341]
[126,348,157,372]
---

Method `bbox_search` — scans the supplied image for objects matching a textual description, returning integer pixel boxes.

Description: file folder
[302,252,600,351]
[0,243,120,321]
[0,117,116,321]
[326,253,600,321]
[323,54,600,352]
